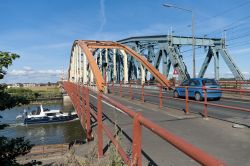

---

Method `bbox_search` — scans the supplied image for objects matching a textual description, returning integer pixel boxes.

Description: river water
[0,102,86,145]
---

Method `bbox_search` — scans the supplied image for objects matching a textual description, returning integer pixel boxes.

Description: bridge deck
[88,91,250,166]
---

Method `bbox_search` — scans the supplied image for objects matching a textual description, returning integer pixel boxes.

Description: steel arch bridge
[68,40,171,92]
[68,35,245,92]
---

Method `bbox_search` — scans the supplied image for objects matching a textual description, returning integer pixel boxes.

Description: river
[0,102,86,145]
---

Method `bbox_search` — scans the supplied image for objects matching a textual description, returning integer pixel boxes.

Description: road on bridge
[88,89,250,166]
[109,85,250,127]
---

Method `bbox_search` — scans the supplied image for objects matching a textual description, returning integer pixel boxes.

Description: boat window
[46,113,57,116]
[44,108,50,112]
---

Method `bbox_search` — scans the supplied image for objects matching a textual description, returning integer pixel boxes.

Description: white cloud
[5,66,62,83]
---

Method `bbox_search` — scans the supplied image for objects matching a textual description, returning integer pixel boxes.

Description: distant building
[23,83,37,87]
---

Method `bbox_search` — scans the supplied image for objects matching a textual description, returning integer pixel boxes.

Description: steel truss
[118,35,245,81]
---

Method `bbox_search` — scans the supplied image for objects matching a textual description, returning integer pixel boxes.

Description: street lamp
[163,3,196,78]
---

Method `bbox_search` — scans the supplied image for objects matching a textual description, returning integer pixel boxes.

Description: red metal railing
[109,81,250,120]
[63,81,226,166]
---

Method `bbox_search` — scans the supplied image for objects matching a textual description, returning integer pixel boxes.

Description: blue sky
[1,0,250,83]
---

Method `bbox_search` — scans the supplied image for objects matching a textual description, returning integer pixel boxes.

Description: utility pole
[163,3,196,77]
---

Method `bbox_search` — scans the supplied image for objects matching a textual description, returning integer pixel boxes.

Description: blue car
[173,78,222,101]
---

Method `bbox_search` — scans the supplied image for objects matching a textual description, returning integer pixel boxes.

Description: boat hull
[24,114,78,125]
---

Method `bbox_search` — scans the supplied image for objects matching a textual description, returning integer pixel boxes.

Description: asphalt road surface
[109,86,250,127]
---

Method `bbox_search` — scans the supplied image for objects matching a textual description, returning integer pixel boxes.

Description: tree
[0,51,39,165]
[0,52,30,111]
[0,137,33,165]
[0,51,19,79]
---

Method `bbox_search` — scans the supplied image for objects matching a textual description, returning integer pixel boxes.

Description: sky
[1,0,250,83]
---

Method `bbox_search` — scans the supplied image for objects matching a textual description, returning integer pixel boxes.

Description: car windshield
[202,79,218,86]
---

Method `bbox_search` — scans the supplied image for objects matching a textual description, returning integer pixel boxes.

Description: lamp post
[163,3,196,78]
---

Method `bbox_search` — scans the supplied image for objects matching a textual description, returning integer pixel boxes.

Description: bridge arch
[68,40,171,92]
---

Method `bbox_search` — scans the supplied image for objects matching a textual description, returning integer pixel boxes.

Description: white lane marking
[89,94,128,116]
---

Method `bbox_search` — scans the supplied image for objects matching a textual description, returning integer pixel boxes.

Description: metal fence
[63,81,226,166]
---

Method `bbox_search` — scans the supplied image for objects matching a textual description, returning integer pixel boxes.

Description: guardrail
[63,81,226,166]
[218,81,250,95]
[108,81,250,120]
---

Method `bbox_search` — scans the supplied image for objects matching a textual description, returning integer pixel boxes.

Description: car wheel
[173,91,179,98]
[195,92,202,101]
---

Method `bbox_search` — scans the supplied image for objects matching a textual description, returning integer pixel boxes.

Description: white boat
[16,105,78,125]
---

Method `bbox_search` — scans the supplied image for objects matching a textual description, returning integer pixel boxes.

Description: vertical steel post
[159,85,163,109]
[132,113,142,166]
[97,93,103,157]
[141,84,144,103]
[185,86,189,114]
[85,88,92,141]
[203,87,208,118]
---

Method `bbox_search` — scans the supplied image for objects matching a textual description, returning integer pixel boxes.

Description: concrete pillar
[121,50,128,83]
[83,52,87,84]
[113,49,117,82]
[78,45,82,83]
[73,47,76,82]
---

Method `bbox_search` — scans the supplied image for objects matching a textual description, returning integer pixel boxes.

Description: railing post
[97,92,103,157]
[203,86,208,119]
[185,86,189,114]
[159,85,163,109]
[85,88,92,141]
[129,81,133,100]
[119,81,122,97]
[77,84,80,115]
[112,81,114,95]
[81,86,86,129]
[132,113,142,166]
[141,84,144,103]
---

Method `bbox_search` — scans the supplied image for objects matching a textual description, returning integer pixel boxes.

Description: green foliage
[0,51,19,79]
[0,137,33,165]
[0,86,31,111]
[0,51,39,165]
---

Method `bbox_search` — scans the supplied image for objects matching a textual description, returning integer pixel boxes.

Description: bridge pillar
[121,50,128,84]
[76,45,79,82]
[113,49,117,83]
[99,51,102,74]
[83,52,87,84]
[105,48,109,83]
[140,63,145,84]
[73,46,77,82]
[90,69,94,85]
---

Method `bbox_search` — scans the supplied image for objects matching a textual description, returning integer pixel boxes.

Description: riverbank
[17,141,124,166]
